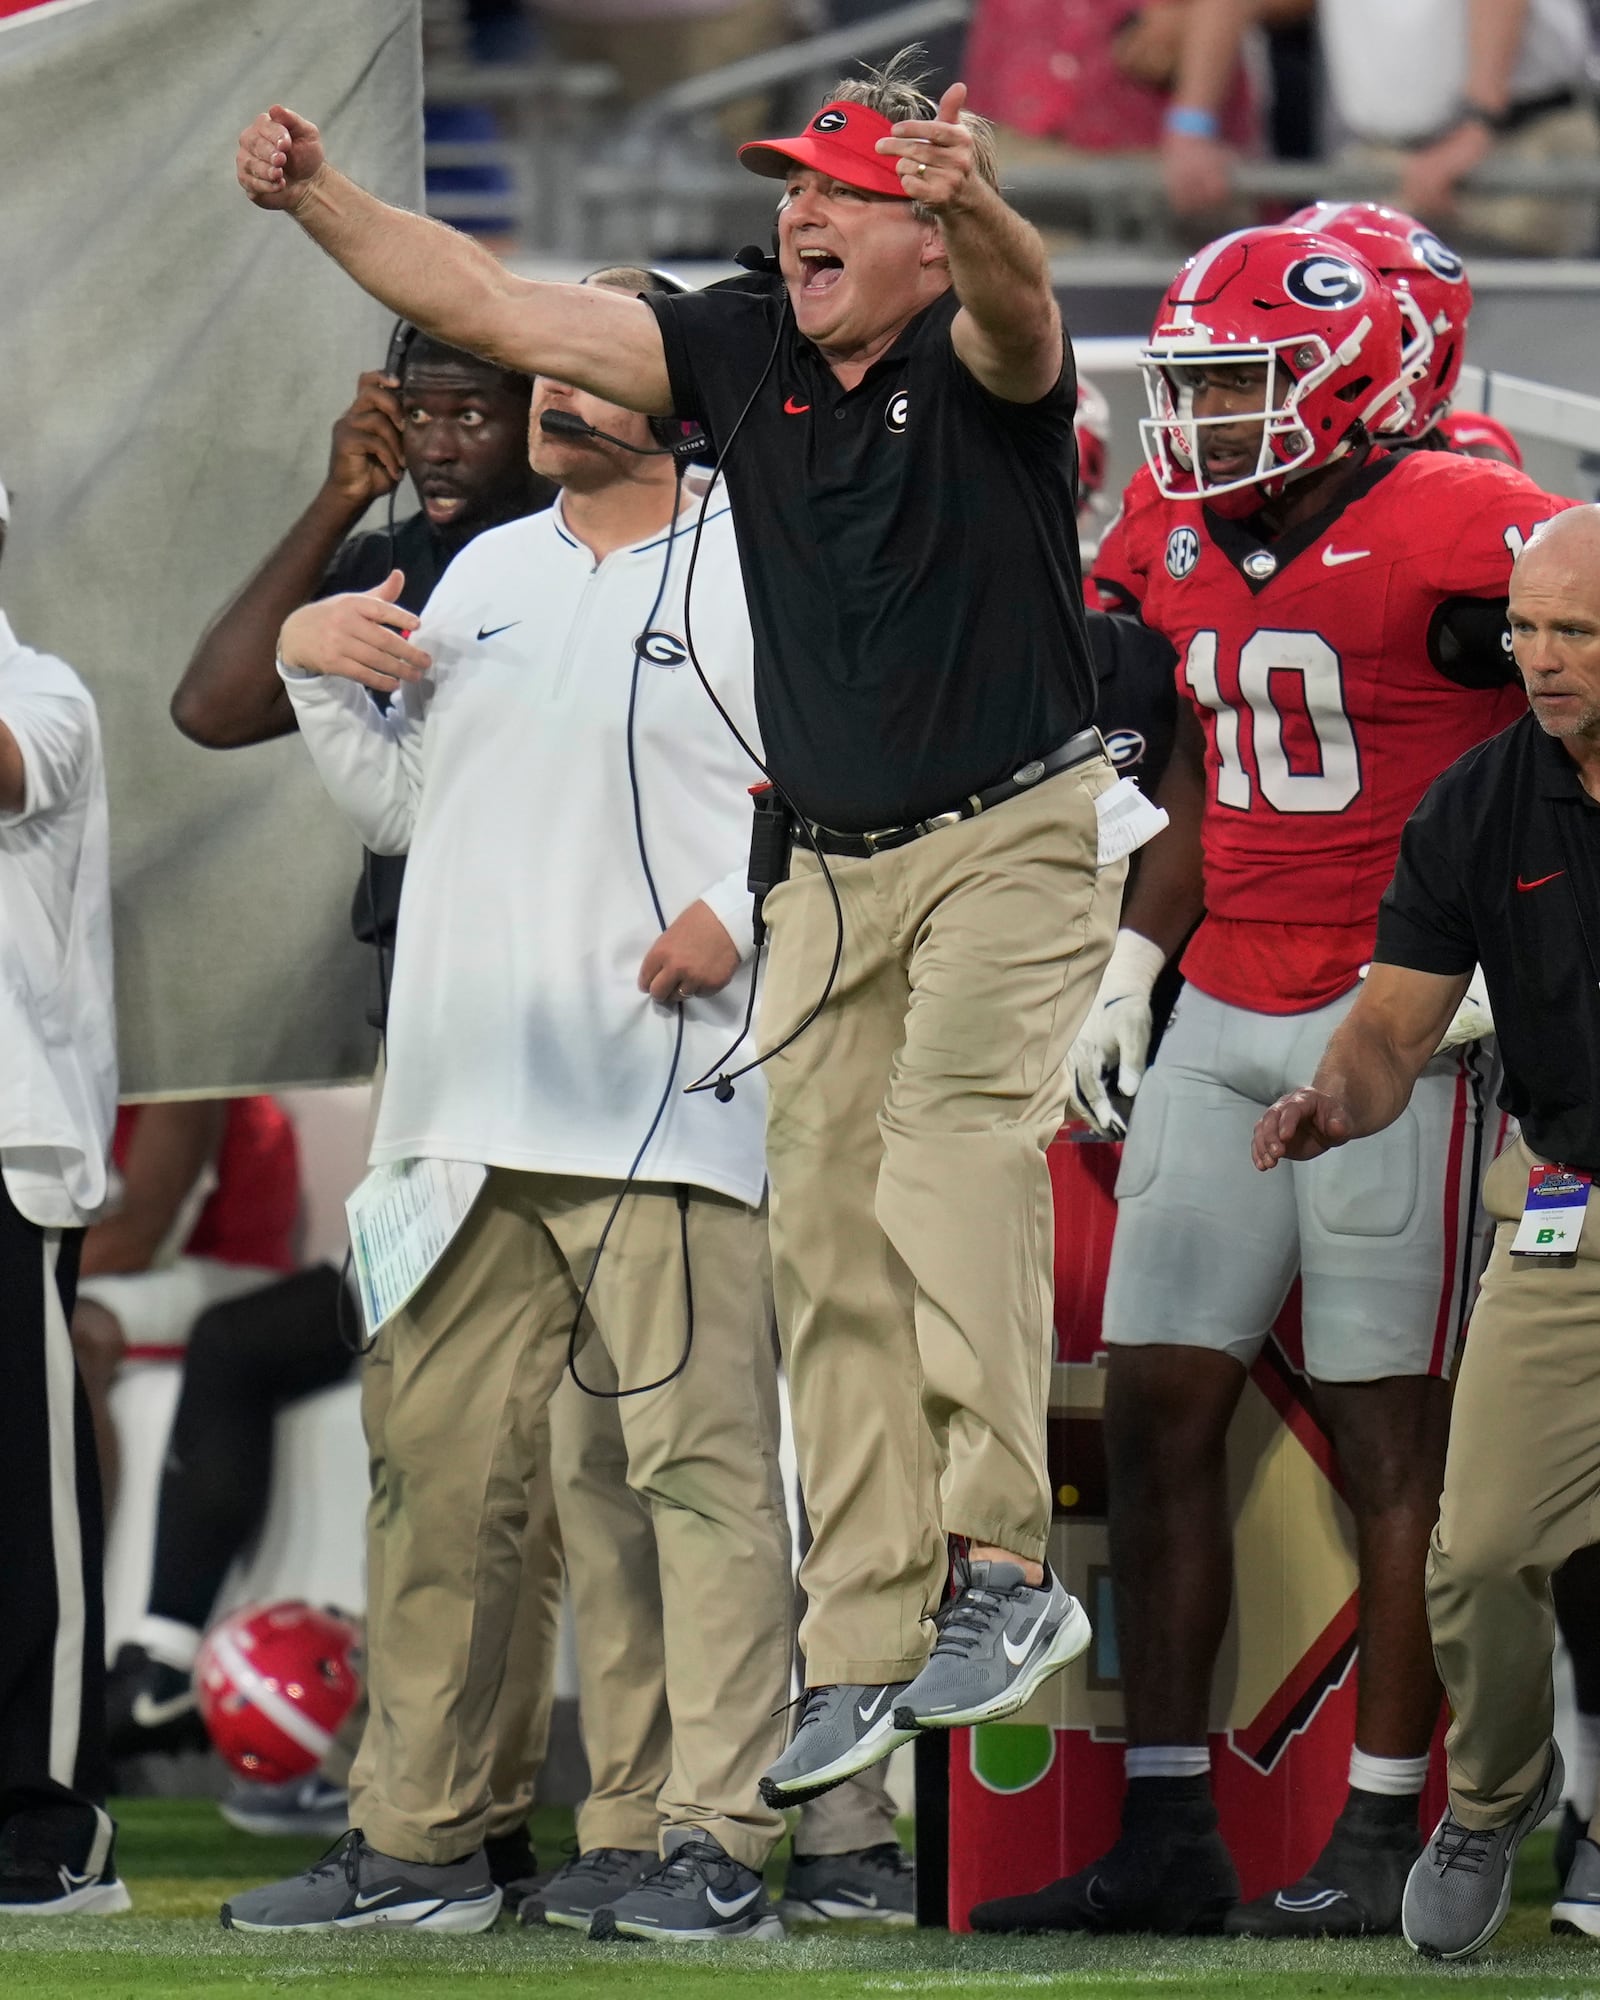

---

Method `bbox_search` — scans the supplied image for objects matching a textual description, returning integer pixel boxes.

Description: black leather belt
[806,728,1106,859]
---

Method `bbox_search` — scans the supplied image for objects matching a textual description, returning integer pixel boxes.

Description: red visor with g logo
[738,100,909,200]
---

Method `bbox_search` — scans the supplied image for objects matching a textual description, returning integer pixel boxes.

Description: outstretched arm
[237,107,673,412]
[1251,962,1469,1169]
[877,84,1062,404]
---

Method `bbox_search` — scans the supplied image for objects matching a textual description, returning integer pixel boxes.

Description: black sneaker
[528,1847,655,1930]
[219,1829,500,1932]
[484,1823,542,1904]
[0,1801,131,1916]
[1226,1791,1418,1936]
[590,1833,783,1942]
[780,1842,914,1924]
[107,1642,206,1758]
[969,1787,1237,1934]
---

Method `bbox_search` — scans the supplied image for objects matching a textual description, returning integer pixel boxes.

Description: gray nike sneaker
[893,1560,1091,1730]
[1402,1743,1563,1959]
[527,1847,654,1930]
[779,1841,915,1925]
[590,1832,782,1942]
[1552,1833,1600,1937]
[758,1682,919,1809]
[220,1830,502,1933]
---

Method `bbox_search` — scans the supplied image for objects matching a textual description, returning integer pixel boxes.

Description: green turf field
[5,1798,1600,1998]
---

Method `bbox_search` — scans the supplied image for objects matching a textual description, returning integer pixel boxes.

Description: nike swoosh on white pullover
[283,494,768,1205]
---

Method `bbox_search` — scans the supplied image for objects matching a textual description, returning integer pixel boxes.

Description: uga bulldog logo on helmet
[1283,254,1365,310]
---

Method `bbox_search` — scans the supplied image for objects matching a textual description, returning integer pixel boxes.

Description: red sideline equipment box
[946,1134,1447,1928]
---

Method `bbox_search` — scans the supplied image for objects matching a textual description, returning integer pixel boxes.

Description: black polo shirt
[1374,710,1600,1172]
[649,281,1095,832]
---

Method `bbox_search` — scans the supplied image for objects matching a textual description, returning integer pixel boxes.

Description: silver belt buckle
[1012,759,1046,787]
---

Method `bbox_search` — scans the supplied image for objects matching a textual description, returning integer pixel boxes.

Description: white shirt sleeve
[697,862,756,962]
[279,665,428,856]
[0,686,93,827]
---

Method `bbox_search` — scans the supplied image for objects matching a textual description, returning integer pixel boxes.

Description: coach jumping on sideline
[1253,504,1600,1960]
[237,47,1128,1801]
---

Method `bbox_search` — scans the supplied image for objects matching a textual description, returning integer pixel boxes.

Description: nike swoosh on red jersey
[1517,870,1565,891]
[783,395,811,415]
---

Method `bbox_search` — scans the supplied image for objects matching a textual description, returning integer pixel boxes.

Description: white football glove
[1436,964,1494,1052]
[1064,929,1168,1138]
[1357,961,1494,1056]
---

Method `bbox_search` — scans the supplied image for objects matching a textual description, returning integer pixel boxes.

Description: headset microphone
[539,407,707,461]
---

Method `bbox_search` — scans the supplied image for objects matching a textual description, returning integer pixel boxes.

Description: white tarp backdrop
[0,0,423,1094]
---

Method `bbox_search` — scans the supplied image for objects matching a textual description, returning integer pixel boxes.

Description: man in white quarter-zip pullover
[220,276,796,1945]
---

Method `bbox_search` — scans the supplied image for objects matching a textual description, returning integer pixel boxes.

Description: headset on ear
[385,319,418,387]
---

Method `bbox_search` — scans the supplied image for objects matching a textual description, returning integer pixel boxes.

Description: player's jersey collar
[1203,451,1400,596]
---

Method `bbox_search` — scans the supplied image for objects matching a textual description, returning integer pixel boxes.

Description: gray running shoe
[590,1832,782,1942]
[219,1776,350,1840]
[894,1561,1091,1730]
[528,1847,654,1930]
[219,1829,501,1933]
[1553,1834,1600,1937]
[759,1683,918,1809]
[780,1842,915,1925]
[1402,1743,1563,1959]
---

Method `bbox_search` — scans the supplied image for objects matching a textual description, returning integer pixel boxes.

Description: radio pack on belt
[747,782,795,940]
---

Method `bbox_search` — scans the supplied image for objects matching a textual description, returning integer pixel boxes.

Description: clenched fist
[237,104,327,212]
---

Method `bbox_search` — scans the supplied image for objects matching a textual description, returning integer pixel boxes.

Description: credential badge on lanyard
[1510,1165,1592,1266]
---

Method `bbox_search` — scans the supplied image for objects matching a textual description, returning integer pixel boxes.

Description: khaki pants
[762,759,1124,1684]
[328,1415,564,1842]
[1344,102,1600,259]
[348,1169,792,1871]
[1428,1135,1600,1828]
[552,1362,898,1854]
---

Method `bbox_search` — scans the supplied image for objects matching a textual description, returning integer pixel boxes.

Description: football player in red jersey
[972,225,1568,1941]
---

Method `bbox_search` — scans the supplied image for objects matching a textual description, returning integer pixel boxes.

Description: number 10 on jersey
[1184,628,1360,815]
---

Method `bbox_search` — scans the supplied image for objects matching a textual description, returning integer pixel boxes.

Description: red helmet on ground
[1287,201,1471,437]
[1075,377,1110,513]
[195,1601,362,1785]
[1140,226,1407,510]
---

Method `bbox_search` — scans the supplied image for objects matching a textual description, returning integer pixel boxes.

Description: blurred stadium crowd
[422,0,1600,256]
[7,0,1600,1970]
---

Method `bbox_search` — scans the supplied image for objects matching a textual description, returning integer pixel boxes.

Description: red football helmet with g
[195,1601,362,1785]
[1288,201,1471,436]
[1140,226,1407,510]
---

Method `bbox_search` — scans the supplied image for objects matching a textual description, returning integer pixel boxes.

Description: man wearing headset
[220,272,798,1943]
[237,45,1129,1810]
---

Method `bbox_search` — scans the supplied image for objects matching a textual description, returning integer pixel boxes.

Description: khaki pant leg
[549,1358,671,1854]
[1429,1137,1600,1828]
[763,853,943,1686]
[484,1414,565,1841]
[795,1761,900,1855]
[349,1171,571,1863]
[543,1179,791,1871]
[878,761,1122,1560]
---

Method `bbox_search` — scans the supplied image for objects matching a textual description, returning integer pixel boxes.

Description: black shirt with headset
[648,282,1097,834]
[1376,709,1600,1173]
